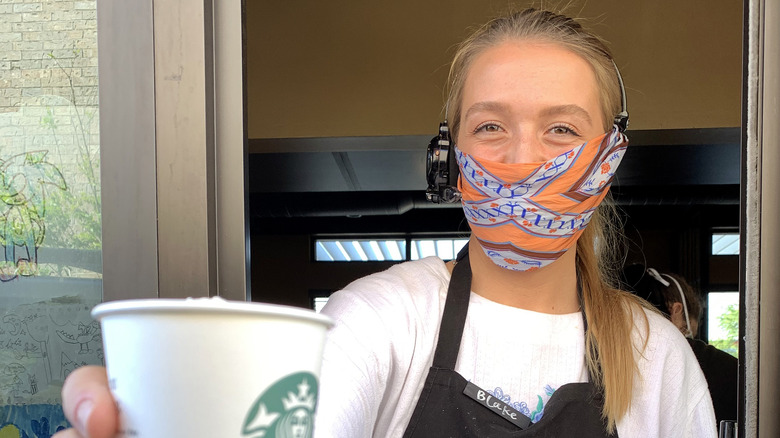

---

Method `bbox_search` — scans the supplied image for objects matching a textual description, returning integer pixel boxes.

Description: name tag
[462,382,532,430]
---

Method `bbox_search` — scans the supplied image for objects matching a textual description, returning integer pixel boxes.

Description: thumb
[61,365,119,438]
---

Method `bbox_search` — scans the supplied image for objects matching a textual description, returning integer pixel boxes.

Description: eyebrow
[463,102,593,125]
[538,104,593,125]
[463,101,512,120]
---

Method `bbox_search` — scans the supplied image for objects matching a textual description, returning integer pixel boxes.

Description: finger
[61,365,119,438]
[52,429,84,438]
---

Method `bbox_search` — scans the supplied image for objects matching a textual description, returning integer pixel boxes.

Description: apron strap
[432,243,472,369]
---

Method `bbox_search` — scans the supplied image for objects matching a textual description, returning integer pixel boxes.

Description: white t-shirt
[314,257,717,437]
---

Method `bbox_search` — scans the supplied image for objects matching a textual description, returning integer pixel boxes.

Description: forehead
[461,40,602,115]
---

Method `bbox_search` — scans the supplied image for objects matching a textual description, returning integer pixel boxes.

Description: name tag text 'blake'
[463,382,532,430]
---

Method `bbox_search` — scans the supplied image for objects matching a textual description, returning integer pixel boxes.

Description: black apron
[403,246,616,437]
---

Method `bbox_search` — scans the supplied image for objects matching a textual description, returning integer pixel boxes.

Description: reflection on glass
[315,239,406,262]
[315,237,470,262]
[0,0,102,434]
[711,233,739,255]
[707,292,739,358]
[411,238,468,261]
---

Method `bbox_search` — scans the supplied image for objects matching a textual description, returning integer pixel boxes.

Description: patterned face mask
[456,126,628,271]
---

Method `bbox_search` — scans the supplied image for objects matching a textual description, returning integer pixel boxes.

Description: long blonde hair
[447,8,647,432]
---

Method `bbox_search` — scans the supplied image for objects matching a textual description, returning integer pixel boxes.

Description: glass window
[315,239,407,262]
[312,297,329,313]
[707,292,739,358]
[0,0,102,433]
[314,236,469,262]
[712,233,739,255]
[410,237,469,261]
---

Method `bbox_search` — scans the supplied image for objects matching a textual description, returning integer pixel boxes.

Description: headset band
[611,59,629,132]
[647,268,693,337]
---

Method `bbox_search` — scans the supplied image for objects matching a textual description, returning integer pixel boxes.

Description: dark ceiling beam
[247,127,740,220]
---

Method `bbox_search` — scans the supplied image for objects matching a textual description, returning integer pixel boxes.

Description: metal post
[97,0,248,301]
[743,0,780,436]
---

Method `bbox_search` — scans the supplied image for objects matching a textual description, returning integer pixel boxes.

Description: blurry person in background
[622,264,738,426]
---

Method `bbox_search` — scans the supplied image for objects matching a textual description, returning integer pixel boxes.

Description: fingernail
[76,399,94,430]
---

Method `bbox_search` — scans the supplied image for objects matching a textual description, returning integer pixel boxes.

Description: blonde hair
[446,8,646,432]
[576,200,648,432]
[446,8,622,139]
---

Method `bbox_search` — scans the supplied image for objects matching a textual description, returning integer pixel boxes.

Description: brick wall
[0,0,100,243]
[0,0,98,112]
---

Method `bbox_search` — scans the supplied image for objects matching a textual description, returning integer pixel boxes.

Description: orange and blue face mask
[456,125,629,271]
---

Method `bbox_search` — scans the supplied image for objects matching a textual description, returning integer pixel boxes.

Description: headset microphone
[425,121,461,203]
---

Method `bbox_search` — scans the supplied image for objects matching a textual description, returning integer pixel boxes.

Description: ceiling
[248,127,740,231]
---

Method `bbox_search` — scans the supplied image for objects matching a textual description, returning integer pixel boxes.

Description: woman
[54,8,715,438]
[622,265,738,427]
[313,8,715,438]
[621,266,704,338]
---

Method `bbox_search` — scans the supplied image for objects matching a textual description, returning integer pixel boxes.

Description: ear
[669,302,683,317]
[667,302,688,335]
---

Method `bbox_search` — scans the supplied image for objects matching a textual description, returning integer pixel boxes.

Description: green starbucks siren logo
[242,372,319,438]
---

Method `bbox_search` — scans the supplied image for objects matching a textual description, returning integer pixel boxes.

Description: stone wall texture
[0,0,98,112]
[0,0,100,227]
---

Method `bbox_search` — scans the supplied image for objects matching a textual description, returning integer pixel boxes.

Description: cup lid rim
[91,298,333,327]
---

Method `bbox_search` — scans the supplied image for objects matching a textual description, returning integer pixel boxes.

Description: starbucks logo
[242,372,319,438]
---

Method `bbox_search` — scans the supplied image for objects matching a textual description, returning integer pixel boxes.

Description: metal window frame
[97,0,249,302]
[742,0,780,436]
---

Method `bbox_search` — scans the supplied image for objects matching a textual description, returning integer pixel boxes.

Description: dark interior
[243,1,743,344]
[248,127,740,342]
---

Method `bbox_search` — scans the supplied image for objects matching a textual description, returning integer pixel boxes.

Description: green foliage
[43,180,101,251]
[710,304,739,358]
[40,50,102,252]
[0,150,71,280]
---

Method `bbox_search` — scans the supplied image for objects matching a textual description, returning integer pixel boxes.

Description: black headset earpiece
[425,121,461,204]
[425,60,628,204]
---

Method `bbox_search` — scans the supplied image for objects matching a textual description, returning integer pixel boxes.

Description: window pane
[413,239,436,260]
[314,239,405,262]
[313,297,329,313]
[707,292,739,358]
[314,237,468,262]
[378,240,404,261]
[0,0,102,432]
[410,237,469,261]
[712,233,739,255]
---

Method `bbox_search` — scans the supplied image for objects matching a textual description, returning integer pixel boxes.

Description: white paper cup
[92,297,333,438]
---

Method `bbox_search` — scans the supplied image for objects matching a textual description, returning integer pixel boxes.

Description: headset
[646,268,693,338]
[425,60,629,204]
[425,121,460,203]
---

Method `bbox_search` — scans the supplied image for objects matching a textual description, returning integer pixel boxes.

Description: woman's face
[290,409,310,437]
[457,40,606,164]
